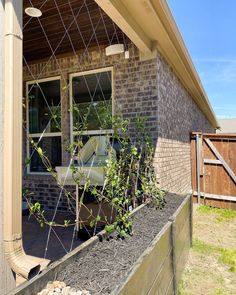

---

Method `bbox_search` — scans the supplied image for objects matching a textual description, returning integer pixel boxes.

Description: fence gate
[191,132,236,209]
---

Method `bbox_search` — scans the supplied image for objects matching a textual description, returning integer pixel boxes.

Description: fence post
[196,134,201,204]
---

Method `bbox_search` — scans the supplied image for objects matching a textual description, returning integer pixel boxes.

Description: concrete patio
[22,212,84,262]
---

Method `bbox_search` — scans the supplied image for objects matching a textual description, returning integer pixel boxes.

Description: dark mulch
[57,193,185,294]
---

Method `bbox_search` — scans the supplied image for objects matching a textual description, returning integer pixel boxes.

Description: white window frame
[26,76,62,175]
[69,67,114,144]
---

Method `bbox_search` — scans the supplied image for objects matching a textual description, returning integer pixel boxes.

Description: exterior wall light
[25,7,42,18]
[125,50,130,59]
[105,44,124,56]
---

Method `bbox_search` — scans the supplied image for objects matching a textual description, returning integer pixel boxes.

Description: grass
[219,249,236,272]
[197,205,236,221]
[178,204,236,295]
[192,238,217,254]
[178,280,193,295]
[192,239,236,272]
[210,289,225,295]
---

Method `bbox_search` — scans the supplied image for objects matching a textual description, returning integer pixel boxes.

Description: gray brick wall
[23,44,215,210]
[154,54,214,194]
[23,44,159,210]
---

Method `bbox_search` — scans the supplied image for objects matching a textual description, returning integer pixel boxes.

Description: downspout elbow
[4,235,41,280]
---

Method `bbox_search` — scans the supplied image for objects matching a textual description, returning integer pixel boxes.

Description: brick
[23,43,214,210]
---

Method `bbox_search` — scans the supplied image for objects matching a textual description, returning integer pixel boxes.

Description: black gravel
[57,193,185,294]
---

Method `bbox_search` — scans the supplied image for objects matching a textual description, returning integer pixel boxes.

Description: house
[0,0,218,293]
[217,118,236,133]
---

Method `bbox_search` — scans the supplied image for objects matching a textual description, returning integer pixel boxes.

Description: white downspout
[3,0,40,279]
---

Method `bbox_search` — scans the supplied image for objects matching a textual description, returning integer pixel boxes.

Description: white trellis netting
[23,0,133,259]
[23,0,164,260]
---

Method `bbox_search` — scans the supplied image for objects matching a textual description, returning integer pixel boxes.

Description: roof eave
[151,0,219,128]
[95,0,219,129]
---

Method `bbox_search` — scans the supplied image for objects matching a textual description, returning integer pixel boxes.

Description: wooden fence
[191,132,236,209]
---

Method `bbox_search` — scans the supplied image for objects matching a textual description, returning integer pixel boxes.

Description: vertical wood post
[196,134,201,203]
[190,133,197,202]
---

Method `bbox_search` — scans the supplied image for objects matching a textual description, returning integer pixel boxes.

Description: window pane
[29,137,62,172]
[72,71,112,131]
[28,80,61,134]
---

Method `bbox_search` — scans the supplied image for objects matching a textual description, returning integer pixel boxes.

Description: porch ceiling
[23,0,127,62]
[23,0,218,128]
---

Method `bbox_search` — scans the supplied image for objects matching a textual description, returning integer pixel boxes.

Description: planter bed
[10,193,192,295]
[57,193,184,294]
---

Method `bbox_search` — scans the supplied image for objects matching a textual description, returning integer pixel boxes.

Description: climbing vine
[24,103,165,238]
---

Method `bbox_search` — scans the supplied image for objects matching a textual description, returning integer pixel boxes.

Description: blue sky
[168,0,236,118]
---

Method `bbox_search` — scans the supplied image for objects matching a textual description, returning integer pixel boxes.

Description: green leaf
[105,224,114,233]
[91,188,97,195]
[112,197,119,204]
[96,215,101,222]
[119,230,126,238]
[25,158,31,165]
[37,147,43,157]
[89,220,95,228]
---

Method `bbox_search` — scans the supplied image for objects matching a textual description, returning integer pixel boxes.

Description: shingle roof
[217,118,236,133]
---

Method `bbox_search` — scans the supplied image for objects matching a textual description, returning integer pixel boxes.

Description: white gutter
[3,0,40,279]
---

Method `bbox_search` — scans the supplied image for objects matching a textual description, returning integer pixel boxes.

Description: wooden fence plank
[192,133,236,203]
[147,251,173,295]
[204,159,221,165]
[193,192,236,202]
[205,138,236,184]
[199,135,203,176]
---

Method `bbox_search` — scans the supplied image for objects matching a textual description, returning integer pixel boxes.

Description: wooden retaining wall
[113,195,192,295]
[8,195,192,295]
[113,222,173,295]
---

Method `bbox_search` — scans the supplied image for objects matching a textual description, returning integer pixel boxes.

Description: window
[26,77,62,173]
[70,68,113,142]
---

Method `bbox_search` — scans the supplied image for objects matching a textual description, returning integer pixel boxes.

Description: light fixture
[125,50,130,59]
[25,7,42,18]
[105,44,124,56]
